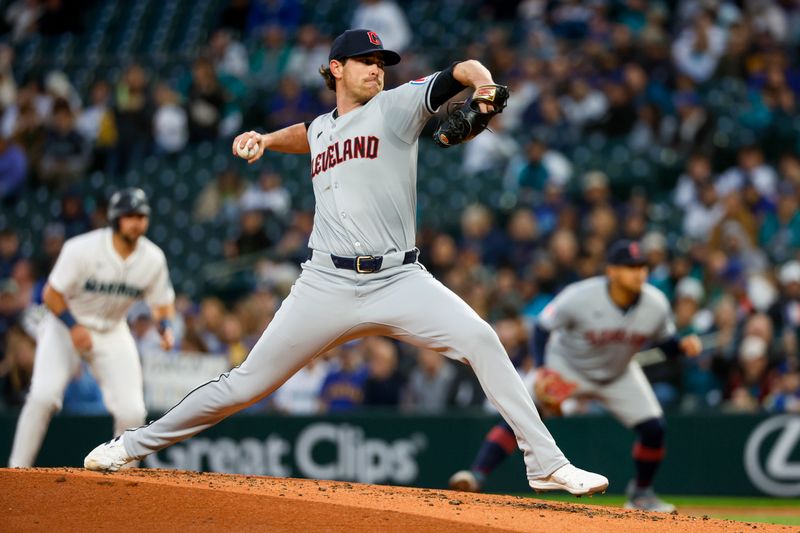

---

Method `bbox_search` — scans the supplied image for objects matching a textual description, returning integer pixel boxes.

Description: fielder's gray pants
[124,259,568,479]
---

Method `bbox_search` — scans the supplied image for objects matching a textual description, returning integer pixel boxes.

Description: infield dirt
[0,468,793,532]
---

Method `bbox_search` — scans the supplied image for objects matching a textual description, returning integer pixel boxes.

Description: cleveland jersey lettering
[310,136,380,177]
[584,330,649,349]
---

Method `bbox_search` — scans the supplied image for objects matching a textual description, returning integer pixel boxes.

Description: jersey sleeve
[145,250,176,307]
[306,115,323,144]
[378,72,441,144]
[652,288,677,341]
[47,239,84,295]
[657,310,677,341]
[537,288,576,332]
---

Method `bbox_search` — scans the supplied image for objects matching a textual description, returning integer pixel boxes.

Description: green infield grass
[521,493,800,526]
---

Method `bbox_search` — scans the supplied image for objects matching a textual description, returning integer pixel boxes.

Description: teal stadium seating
[6,0,798,296]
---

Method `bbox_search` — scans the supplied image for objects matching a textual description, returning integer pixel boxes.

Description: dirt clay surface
[0,468,794,532]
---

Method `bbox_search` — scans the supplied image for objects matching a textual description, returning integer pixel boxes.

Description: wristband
[58,310,78,329]
[158,318,173,334]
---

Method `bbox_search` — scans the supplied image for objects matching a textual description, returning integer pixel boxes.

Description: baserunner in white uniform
[8,188,176,467]
[84,29,608,496]
[449,240,702,511]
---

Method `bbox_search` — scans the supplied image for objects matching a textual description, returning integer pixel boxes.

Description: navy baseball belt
[309,248,418,273]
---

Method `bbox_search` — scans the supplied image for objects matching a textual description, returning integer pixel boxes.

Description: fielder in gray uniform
[84,28,608,496]
[449,240,702,511]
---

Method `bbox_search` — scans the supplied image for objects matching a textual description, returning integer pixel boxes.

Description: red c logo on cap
[629,242,641,258]
[367,31,381,45]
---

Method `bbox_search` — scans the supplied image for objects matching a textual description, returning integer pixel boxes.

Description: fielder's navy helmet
[108,187,151,225]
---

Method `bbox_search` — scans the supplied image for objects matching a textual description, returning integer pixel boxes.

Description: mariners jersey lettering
[48,228,175,331]
[306,72,440,256]
[538,277,675,382]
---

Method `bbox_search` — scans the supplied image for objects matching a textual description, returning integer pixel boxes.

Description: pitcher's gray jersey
[48,227,175,331]
[93,54,599,488]
[538,276,675,382]
[305,73,441,256]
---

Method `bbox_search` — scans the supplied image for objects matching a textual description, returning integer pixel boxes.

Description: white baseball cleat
[529,463,609,496]
[84,434,136,472]
[448,470,482,492]
[624,483,676,512]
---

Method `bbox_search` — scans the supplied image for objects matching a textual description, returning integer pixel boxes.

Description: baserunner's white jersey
[48,227,175,331]
[538,276,675,382]
[306,73,441,256]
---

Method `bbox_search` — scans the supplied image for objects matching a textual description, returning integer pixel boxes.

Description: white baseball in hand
[236,141,259,159]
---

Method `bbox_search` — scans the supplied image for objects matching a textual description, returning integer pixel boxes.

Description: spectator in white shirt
[271,358,329,414]
[683,180,724,242]
[716,144,778,200]
[239,169,291,220]
[461,115,520,176]
[746,0,788,44]
[351,0,411,52]
[672,9,727,83]
[560,78,608,131]
[674,153,714,210]
[76,80,112,145]
[153,84,188,154]
[208,28,250,80]
[285,24,330,88]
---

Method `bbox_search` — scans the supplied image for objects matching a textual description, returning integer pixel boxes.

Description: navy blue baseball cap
[329,29,401,66]
[607,239,648,266]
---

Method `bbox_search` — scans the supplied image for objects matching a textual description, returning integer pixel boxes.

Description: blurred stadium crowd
[1,0,800,417]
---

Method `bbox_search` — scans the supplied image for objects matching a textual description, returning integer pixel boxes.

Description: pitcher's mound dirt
[0,468,792,532]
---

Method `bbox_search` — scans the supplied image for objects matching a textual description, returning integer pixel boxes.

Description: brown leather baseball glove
[533,368,578,416]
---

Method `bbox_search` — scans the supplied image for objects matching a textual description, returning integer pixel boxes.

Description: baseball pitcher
[8,188,175,467]
[84,29,608,496]
[449,240,702,511]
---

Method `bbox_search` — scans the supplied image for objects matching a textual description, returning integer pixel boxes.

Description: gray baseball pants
[123,257,569,479]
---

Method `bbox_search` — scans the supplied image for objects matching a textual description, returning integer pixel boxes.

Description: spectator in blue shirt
[320,342,369,413]
[0,134,27,202]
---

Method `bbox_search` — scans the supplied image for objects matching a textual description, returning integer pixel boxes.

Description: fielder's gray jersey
[48,228,175,331]
[538,277,675,382]
[305,73,441,256]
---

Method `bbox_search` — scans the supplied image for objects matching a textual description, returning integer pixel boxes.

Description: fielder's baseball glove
[433,84,509,148]
[533,368,578,416]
